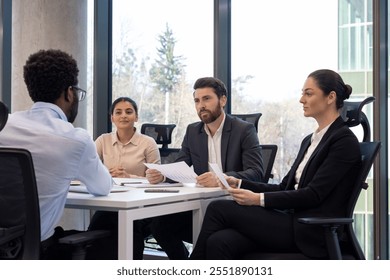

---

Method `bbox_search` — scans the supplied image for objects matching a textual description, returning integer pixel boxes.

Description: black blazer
[175,114,264,182]
[242,116,361,257]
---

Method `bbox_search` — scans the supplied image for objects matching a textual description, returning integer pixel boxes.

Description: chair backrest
[0,148,41,259]
[0,101,9,132]
[341,96,375,142]
[141,123,176,149]
[159,148,181,164]
[344,141,381,259]
[231,113,262,132]
[260,144,278,182]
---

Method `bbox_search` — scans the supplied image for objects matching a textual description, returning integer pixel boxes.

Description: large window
[231,0,338,180]
[112,0,213,147]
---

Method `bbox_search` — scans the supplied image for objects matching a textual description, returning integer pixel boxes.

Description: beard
[198,106,223,124]
[67,98,79,123]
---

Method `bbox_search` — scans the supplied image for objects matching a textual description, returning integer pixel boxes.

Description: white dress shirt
[204,114,226,172]
[294,124,331,189]
[0,102,112,240]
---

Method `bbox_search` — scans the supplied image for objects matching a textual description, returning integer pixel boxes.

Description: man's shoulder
[70,127,94,142]
[226,115,256,131]
[186,121,203,131]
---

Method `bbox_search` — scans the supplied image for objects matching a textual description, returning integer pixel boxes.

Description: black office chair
[298,141,381,260]
[0,148,41,259]
[141,123,177,149]
[243,97,380,260]
[141,123,181,164]
[231,113,262,132]
[0,147,111,260]
[260,144,278,182]
[0,101,9,132]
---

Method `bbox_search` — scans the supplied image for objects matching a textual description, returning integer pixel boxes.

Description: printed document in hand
[208,162,231,189]
[144,161,197,183]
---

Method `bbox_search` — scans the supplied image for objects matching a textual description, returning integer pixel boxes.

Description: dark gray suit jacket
[242,116,361,257]
[175,114,264,182]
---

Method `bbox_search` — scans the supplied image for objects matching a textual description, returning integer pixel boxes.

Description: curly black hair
[23,49,79,103]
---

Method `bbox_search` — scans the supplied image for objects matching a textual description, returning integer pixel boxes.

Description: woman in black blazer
[190,69,361,259]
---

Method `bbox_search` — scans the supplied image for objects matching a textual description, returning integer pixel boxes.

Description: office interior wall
[12,0,88,129]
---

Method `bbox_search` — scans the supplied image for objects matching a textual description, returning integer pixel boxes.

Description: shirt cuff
[259,193,265,207]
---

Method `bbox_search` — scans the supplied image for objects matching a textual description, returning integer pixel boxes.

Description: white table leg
[118,209,133,260]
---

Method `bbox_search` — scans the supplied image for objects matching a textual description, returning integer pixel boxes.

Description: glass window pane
[112,0,213,147]
[231,0,339,179]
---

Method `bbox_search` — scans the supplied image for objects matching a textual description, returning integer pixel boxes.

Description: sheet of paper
[144,161,197,183]
[208,162,230,189]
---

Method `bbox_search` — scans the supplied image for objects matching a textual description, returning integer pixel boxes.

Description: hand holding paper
[208,162,231,189]
[144,161,197,183]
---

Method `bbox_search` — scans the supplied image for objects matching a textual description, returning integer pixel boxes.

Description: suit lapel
[303,117,344,167]
[199,125,210,174]
[296,116,345,188]
[221,115,233,172]
[285,135,312,189]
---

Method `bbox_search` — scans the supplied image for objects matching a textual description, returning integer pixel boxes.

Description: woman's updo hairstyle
[308,69,352,109]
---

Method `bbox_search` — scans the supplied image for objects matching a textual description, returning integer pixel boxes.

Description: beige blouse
[95,130,161,177]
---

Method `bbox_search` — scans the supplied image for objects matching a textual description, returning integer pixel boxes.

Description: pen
[120,182,144,186]
[144,189,180,193]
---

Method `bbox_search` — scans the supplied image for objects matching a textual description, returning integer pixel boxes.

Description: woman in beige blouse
[95,96,160,177]
[87,97,160,260]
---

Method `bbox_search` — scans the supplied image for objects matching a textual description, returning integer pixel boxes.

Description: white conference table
[65,184,228,260]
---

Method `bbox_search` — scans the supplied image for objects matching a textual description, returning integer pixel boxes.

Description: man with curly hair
[0,49,113,259]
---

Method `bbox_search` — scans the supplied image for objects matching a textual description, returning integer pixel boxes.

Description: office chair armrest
[298,217,353,227]
[58,229,112,260]
[0,225,25,244]
[58,229,111,246]
[298,217,353,260]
